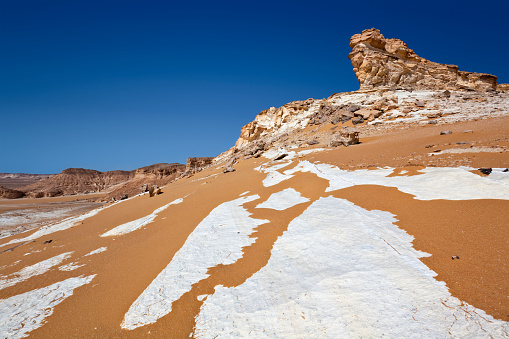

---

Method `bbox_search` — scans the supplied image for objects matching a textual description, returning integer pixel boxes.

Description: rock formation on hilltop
[214,28,508,165]
[348,28,498,92]
[20,168,135,198]
[101,163,186,201]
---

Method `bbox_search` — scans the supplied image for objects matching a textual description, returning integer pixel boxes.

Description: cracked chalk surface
[194,197,509,338]
[121,195,268,330]
[0,275,96,339]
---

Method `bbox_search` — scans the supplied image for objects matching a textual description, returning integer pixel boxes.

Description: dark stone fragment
[479,168,492,175]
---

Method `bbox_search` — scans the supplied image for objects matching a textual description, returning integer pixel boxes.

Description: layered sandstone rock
[20,168,135,198]
[102,163,185,201]
[185,157,214,174]
[349,28,498,92]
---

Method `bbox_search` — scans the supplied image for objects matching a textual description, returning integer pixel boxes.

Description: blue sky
[1,0,508,173]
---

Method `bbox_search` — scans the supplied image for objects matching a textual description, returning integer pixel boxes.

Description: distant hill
[0,173,53,189]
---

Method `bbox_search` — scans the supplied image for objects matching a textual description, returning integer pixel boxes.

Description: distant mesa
[349,28,499,92]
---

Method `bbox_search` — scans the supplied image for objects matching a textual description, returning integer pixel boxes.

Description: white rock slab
[194,197,509,338]
[256,188,310,210]
[121,195,268,330]
[0,252,73,290]
[0,275,95,339]
[101,198,183,237]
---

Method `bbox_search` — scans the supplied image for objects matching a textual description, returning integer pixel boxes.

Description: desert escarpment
[19,168,135,198]
[349,28,498,92]
[101,163,186,201]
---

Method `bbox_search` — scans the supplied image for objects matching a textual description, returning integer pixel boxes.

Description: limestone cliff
[349,28,498,92]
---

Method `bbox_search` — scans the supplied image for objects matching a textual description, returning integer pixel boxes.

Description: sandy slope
[0,117,508,338]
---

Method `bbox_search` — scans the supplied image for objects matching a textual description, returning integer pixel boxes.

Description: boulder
[328,127,360,147]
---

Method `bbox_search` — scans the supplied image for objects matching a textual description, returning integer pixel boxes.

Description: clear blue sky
[1,0,508,173]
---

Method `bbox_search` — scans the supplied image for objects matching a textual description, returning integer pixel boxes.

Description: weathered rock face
[185,157,214,174]
[0,186,25,199]
[349,28,498,92]
[328,127,360,147]
[20,168,135,198]
[101,163,185,201]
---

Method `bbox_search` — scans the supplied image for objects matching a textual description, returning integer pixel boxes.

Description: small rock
[425,144,434,148]
[440,131,452,135]
[120,194,128,200]
[456,142,468,145]
[462,130,473,133]
[223,166,236,173]
[479,168,492,175]
[43,240,53,244]
[443,90,451,98]
[415,101,425,107]
[274,153,288,161]
[307,140,319,145]
[451,255,460,260]
[352,116,364,125]
[329,127,360,147]
[428,120,437,124]
[503,168,508,172]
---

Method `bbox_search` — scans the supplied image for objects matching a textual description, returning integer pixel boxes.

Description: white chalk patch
[58,262,85,271]
[0,204,111,246]
[430,146,506,155]
[84,247,107,257]
[101,198,183,237]
[0,252,73,290]
[296,148,325,156]
[0,275,95,339]
[197,295,208,301]
[283,161,509,200]
[121,195,267,330]
[194,197,509,338]
[256,188,310,210]
[262,171,294,187]
[239,191,250,196]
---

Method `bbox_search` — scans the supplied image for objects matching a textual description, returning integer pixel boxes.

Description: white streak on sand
[262,171,294,187]
[58,262,85,271]
[256,188,310,210]
[0,275,95,339]
[100,198,183,237]
[0,252,73,290]
[121,195,267,330]
[265,161,509,200]
[0,204,111,247]
[84,247,107,257]
[194,197,509,338]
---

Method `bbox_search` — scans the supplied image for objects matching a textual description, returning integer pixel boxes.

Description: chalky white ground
[0,275,95,339]
[121,195,268,329]
[263,160,509,200]
[194,197,509,337]
[101,198,183,237]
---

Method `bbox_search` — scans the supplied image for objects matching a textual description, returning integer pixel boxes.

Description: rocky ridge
[19,168,135,198]
[215,29,509,165]
[100,163,186,201]
[349,28,498,92]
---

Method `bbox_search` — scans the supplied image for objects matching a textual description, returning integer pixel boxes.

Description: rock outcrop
[349,28,498,92]
[101,163,185,201]
[185,157,214,174]
[0,186,26,199]
[20,168,135,198]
